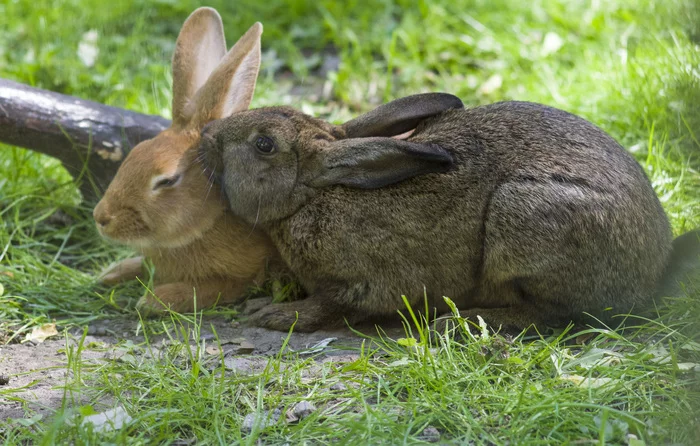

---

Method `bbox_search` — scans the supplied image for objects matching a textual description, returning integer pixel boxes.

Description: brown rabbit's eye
[153,174,182,190]
[255,136,276,154]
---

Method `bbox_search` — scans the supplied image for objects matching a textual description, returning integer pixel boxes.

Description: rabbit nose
[93,205,112,227]
[95,214,112,227]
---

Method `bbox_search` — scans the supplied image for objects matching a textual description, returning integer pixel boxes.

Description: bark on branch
[0,78,171,201]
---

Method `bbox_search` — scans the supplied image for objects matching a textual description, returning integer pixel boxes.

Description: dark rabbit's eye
[153,174,182,190]
[255,135,276,154]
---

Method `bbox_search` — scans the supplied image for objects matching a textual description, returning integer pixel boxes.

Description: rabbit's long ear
[171,7,227,127]
[309,137,453,189]
[182,22,263,129]
[341,93,463,139]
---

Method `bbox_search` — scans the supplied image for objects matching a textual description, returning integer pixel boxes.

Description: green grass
[1,0,699,444]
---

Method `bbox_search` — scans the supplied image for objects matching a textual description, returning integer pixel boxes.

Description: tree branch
[0,78,171,201]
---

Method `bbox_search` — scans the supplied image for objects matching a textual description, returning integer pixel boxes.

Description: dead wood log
[0,78,171,201]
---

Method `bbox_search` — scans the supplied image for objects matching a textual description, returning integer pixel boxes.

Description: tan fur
[93,8,278,314]
[171,7,226,127]
[98,256,145,286]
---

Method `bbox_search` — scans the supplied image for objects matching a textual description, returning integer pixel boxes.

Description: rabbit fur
[93,7,282,314]
[199,93,698,333]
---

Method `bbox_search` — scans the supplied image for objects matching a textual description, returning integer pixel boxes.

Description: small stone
[241,409,281,433]
[0,375,10,385]
[224,357,272,375]
[88,325,107,336]
[236,341,255,354]
[330,382,347,391]
[292,401,316,420]
[224,357,252,374]
[418,426,441,443]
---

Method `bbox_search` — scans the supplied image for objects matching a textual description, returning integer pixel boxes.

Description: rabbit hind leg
[478,180,649,328]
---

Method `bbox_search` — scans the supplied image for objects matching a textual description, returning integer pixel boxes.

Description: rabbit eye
[255,136,276,154]
[153,174,182,190]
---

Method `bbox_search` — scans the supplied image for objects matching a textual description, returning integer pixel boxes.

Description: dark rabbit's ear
[341,93,463,139]
[309,137,453,189]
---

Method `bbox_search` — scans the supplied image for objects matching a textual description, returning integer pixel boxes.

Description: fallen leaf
[24,323,58,343]
[560,373,614,389]
[677,362,700,372]
[82,406,133,432]
[681,341,700,352]
[298,337,338,355]
[206,345,221,355]
[14,414,43,427]
[388,358,411,367]
[567,348,623,370]
[644,344,671,364]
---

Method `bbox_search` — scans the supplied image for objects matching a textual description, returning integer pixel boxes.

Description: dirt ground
[0,300,407,421]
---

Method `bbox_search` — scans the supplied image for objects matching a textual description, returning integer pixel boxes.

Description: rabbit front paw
[98,256,145,286]
[136,282,195,315]
[248,299,344,332]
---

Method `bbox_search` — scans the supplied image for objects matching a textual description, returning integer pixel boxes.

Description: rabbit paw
[98,256,145,286]
[248,299,343,333]
[136,282,195,315]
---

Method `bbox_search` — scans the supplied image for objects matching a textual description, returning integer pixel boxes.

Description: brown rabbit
[198,93,699,333]
[93,8,279,314]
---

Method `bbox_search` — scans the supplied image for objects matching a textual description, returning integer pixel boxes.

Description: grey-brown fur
[200,94,697,333]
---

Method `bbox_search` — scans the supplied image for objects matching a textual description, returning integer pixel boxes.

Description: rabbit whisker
[203,165,217,203]
[246,192,262,239]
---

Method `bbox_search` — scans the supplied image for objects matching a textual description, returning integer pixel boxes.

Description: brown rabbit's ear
[341,93,463,139]
[309,137,453,189]
[171,7,227,127]
[186,22,263,129]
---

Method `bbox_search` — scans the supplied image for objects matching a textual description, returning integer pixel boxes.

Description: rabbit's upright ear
[175,13,263,129]
[171,7,227,127]
[310,137,453,189]
[341,93,463,139]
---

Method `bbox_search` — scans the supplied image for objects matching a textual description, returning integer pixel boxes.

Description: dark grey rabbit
[199,93,700,333]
